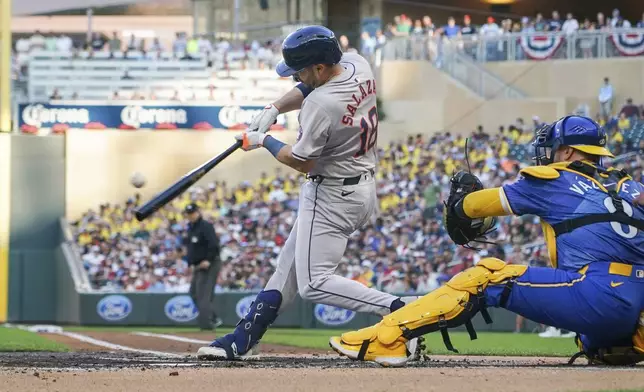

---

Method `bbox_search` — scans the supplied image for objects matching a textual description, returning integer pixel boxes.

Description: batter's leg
[294,182,399,316]
[197,219,299,359]
[264,218,299,312]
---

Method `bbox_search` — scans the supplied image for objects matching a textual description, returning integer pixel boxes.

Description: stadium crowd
[358,8,644,64]
[12,7,644,84]
[73,115,644,295]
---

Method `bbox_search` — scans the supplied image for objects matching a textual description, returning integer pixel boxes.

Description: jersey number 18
[355,106,378,157]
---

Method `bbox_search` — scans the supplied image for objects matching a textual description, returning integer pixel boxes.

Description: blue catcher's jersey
[501,162,644,271]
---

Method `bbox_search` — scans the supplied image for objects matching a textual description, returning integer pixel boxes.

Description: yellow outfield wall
[0,134,10,323]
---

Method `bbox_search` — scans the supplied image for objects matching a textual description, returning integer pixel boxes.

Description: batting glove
[235,132,266,151]
[248,104,279,134]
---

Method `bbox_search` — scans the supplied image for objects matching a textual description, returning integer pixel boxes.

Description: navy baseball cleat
[197,290,281,361]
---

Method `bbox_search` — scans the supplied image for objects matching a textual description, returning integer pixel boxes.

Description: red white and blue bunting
[519,35,564,60]
[610,32,644,56]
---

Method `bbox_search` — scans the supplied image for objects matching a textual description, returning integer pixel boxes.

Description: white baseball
[130,172,146,188]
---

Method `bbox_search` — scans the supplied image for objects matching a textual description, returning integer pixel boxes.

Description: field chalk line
[59,331,184,358]
[132,331,210,345]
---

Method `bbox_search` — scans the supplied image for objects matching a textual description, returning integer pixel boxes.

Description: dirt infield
[0,330,642,392]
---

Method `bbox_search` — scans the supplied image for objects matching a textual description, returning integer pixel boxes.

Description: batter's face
[294,64,331,89]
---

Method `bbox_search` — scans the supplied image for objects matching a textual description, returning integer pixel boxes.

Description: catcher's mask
[532,115,614,166]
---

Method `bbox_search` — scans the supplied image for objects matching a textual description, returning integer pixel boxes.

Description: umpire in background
[184,203,223,330]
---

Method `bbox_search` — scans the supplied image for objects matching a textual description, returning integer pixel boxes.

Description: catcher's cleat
[329,326,425,367]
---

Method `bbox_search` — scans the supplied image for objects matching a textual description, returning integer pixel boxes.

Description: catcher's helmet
[276,25,343,77]
[533,115,614,166]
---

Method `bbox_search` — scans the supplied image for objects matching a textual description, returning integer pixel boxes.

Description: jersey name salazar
[292,52,379,179]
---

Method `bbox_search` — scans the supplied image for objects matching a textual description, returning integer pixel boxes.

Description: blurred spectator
[562,13,579,35]
[89,32,106,51]
[56,33,73,52]
[149,37,164,53]
[173,32,188,53]
[30,30,46,51]
[360,31,377,63]
[186,36,199,56]
[549,11,563,31]
[638,13,644,28]
[620,98,641,119]
[374,29,387,67]
[121,70,133,80]
[534,13,547,31]
[49,88,62,100]
[410,21,426,60]
[618,112,631,131]
[339,35,357,53]
[480,17,501,61]
[126,35,138,52]
[579,19,596,58]
[45,32,57,51]
[108,32,122,53]
[461,15,476,36]
[442,17,460,38]
[596,12,607,29]
[573,102,590,118]
[598,77,614,120]
[215,37,231,55]
[198,34,213,53]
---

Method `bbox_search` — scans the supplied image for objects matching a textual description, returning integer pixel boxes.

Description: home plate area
[0,330,642,392]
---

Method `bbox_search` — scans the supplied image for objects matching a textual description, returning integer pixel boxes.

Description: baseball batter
[197,25,419,360]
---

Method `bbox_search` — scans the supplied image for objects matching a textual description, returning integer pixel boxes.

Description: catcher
[329,115,644,366]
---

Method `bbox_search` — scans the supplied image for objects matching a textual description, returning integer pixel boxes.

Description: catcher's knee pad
[342,258,527,352]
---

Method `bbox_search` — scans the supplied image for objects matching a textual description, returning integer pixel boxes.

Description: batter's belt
[306,169,375,186]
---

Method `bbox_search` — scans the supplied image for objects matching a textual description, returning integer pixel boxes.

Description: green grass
[64,326,577,357]
[0,327,69,352]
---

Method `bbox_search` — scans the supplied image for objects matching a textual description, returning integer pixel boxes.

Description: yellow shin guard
[341,258,527,353]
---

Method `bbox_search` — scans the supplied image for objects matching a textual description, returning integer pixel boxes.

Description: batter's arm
[262,136,316,173]
[273,83,311,113]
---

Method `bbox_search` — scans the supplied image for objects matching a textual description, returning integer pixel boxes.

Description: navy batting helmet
[276,25,343,77]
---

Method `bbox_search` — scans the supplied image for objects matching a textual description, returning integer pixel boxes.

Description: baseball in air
[130,172,146,188]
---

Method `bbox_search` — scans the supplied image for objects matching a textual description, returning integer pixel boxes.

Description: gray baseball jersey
[263,52,399,317]
[292,52,379,178]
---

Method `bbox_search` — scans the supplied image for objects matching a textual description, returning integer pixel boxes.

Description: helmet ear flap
[532,123,556,166]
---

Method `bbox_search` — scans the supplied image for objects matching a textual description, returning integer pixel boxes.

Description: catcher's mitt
[443,171,496,248]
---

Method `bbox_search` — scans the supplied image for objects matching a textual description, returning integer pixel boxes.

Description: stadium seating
[27,51,295,102]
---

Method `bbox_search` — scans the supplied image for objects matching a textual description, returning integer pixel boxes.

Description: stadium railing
[383,28,644,63]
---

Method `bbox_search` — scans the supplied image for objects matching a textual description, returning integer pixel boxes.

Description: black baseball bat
[134,140,242,221]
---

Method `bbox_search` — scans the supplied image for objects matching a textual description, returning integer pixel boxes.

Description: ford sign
[164,295,199,322]
[235,295,257,319]
[96,295,132,321]
[314,304,356,326]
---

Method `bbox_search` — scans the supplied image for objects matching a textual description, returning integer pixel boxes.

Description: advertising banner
[77,292,537,331]
[18,102,288,131]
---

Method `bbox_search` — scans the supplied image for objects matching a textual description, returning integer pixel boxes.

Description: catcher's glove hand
[443,171,496,248]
